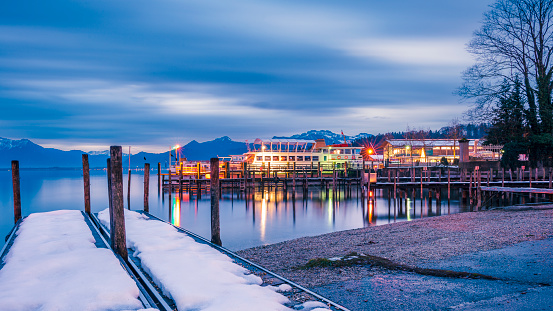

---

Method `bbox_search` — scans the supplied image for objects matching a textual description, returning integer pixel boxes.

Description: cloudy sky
[1,0,493,152]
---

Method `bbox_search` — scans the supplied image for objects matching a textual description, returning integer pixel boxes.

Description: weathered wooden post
[179,162,183,196]
[447,168,451,202]
[82,154,91,214]
[144,163,150,213]
[168,164,173,201]
[109,146,128,259]
[476,169,482,210]
[127,168,131,210]
[157,162,161,194]
[11,160,21,224]
[210,158,222,246]
[107,158,112,212]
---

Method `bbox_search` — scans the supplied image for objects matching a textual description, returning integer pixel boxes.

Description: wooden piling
[144,163,150,213]
[109,146,128,259]
[179,162,183,195]
[107,158,114,231]
[157,162,161,193]
[11,160,21,224]
[210,158,222,246]
[82,154,91,214]
[127,168,131,210]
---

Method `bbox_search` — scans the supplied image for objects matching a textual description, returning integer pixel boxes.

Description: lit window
[297,156,304,161]
[305,156,311,161]
[273,156,279,161]
[264,156,270,161]
[289,156,295,161]
[280,156,287,161]
[256,156,262,161]
[313,156,319,161]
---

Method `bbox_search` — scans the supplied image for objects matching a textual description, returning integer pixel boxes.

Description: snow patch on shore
[0,210,144,311]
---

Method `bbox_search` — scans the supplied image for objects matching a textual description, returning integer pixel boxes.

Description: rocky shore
[237,205,553,310]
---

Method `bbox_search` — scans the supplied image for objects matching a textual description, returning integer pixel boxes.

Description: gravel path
[237,205,553,289]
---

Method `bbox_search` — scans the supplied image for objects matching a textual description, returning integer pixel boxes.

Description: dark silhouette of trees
[460,0,553,166]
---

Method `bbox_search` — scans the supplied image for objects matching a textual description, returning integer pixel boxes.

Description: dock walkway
[0,209,349,311]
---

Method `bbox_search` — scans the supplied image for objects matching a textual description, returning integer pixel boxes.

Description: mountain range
[2,131,367,168]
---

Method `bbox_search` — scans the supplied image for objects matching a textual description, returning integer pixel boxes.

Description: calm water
[1,169,469,251]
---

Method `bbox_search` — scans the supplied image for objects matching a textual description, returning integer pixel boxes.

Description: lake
[0,169,469,251]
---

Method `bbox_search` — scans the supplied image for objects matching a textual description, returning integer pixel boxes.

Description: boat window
[322,149,328,154]
[331,149,341,154]
[256,156,262,161]
[264,156,271,161]
[280,156,287,161]
[305,156,311,161]
[324,156,327,161]
[297,156,304,161]
[345,149,352,154]
[289,156,295,161]
[312,156,319,161]
[354,149,360,154]
[273,156,279,161]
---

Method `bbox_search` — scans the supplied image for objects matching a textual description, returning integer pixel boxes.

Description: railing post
[82,154,91,214]
[210,158,222,246]
[11,160,21,224]
[109,146,128,259]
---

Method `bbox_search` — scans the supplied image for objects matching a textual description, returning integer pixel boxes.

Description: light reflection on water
[1,170,470,251]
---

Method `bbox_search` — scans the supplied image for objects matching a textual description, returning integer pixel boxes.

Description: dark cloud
[0,0,494,151]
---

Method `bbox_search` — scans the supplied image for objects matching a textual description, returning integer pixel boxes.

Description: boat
[242,138,365,169]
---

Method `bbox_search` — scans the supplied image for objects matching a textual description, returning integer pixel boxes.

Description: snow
[0,210,145,311]
[297,301,330,310]
[98,209,293,311]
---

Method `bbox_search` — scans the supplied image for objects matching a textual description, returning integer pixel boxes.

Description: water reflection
[1,170,477,251]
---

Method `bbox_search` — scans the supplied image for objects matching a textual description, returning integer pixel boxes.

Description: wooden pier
[1,152,350,311]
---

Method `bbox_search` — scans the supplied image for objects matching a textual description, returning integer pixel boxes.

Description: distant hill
[0,136,248,169]
[273,130,373,145]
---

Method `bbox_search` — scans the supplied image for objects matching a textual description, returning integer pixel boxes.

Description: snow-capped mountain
[273,130,373,145]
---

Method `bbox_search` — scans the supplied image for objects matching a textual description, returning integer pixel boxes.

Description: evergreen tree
[485,79,526,145]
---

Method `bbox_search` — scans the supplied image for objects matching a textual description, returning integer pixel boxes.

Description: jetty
[0,147,349,311]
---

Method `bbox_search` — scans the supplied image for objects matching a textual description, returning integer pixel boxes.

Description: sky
[1,0,494,152]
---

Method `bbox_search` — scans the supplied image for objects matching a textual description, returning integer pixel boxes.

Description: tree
[485,79,527,145]
[459,0,553,135]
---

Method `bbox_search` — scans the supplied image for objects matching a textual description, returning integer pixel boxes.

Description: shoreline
[237,205,553,289]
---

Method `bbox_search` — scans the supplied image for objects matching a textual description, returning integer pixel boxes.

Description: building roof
[384,139,476,147]
[252,138,316,144]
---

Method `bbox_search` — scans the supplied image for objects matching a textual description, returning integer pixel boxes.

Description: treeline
[351,123,489,152]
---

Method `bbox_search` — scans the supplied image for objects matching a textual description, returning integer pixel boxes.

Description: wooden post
[144,163,150,213]
[529,167,532,188]
[168,164,173,201]
[82,154,91,214]
[109,146,128,259]
[447,168,451,201]
[179,162,183,195]
[210,158,222,246]
[502,168,505,187]
[11,160,21,224]
[127,168,131,210]
[107,158,113,223]
[549,167,552,189]
[477,169,482,210]
[157,162,161,192]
